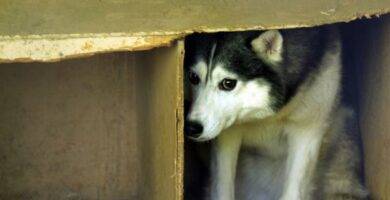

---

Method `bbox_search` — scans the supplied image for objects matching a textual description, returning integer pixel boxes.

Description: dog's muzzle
[185,120,203,138]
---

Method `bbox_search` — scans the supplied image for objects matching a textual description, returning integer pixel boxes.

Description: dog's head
[185,30,286,141]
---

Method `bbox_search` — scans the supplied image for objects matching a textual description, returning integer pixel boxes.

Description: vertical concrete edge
[175,40,185,200]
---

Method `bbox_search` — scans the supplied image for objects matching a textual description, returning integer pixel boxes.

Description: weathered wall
[352,15,390,200]
[0,41,184,200]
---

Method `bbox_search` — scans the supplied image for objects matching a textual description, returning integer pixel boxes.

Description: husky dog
[184,26,368,200]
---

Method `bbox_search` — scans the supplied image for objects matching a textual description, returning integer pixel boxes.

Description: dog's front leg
[209,129,242,200]
[280,125,325,200]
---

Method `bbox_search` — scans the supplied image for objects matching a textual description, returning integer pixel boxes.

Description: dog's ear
[250,30,283,65]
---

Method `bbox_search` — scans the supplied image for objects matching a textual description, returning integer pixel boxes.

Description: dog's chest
[240,122,287,159]
[235,122,288,199]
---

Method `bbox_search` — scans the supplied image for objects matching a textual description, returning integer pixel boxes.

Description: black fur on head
[185,26,333,111]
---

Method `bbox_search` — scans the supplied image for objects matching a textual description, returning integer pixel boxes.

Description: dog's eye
[219,79,237,91]
[189,71,200,85]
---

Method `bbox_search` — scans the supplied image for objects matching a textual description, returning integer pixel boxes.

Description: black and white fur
[184,27,368,200]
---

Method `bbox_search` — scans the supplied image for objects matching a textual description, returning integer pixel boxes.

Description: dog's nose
[185,121,203,138]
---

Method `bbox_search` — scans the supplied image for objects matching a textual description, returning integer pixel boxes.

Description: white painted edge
[0,34,181,62]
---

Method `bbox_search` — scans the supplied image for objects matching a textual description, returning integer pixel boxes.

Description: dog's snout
[185,121,203,138]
